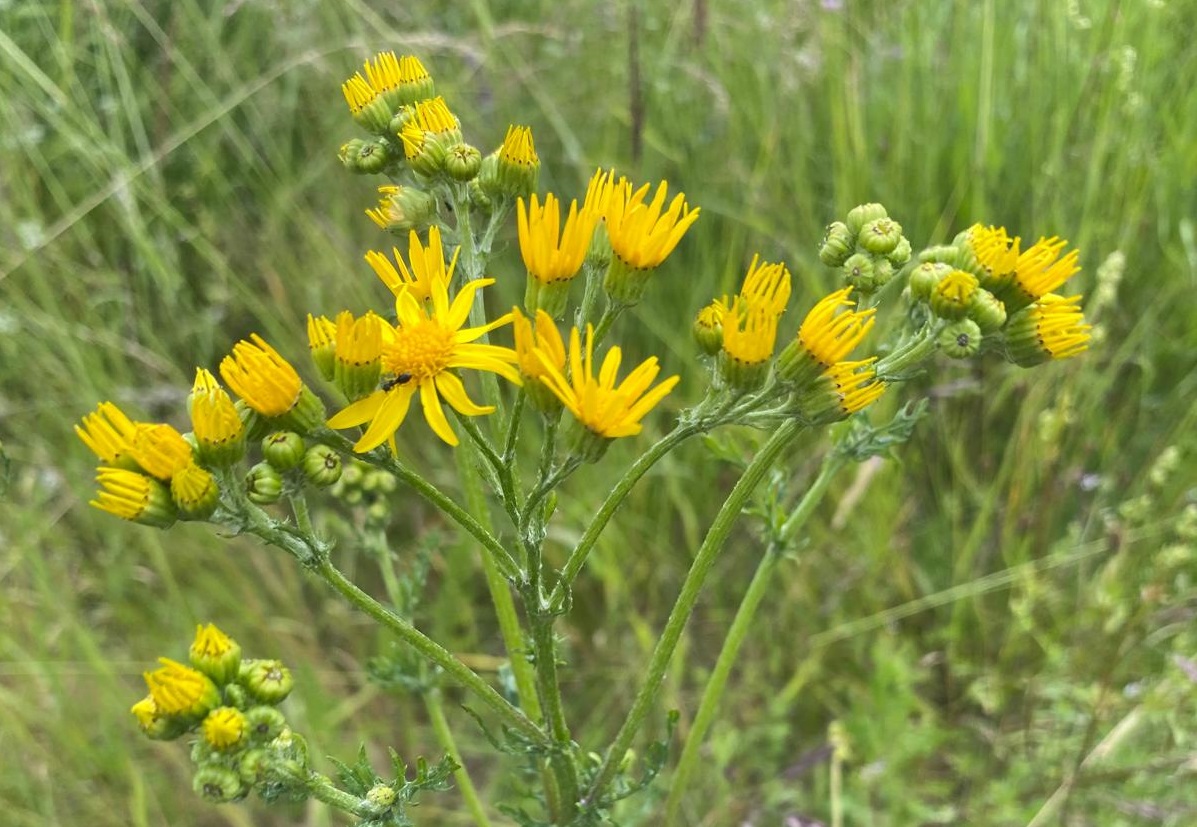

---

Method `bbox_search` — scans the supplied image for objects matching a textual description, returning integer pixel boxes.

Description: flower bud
[240,659,294,704]
[189,369,246,467]
[366,784,397,812]
[190,623,242,685]
[495,125,539,198]
[692,299,726,356]
[818,221,855,267]
[245,706,288,742]
[333,311,383,401]
[938,319,983,359]
[144,658,221,721]
[888,236,912,267]
[388,105,415,136]
[398,122,447,177]
[445,143,482,181]
[245,462,284,505]
[469,178,494,212]
[967,288,1007,332]
[223,683,248,709]
[845,202,887,236]
[366,185,438,234]
[908,261,951,302]
[303,444,343,487]
[268,726,310,773]
[1002,293,1091,367]
[91,468,177,528]
[130,695,188,740]
[917,244,960,267]
[872,258,896,289]
[339,139,390,175]
[929,269,979,320]
[842,253,876,291]
[171,462,220,520]
[262,431,305,472]
[306,315,337,381]
[858,217,903,255]
[193,765,248,804]
[237,748,269,787]
[202,706,249,751]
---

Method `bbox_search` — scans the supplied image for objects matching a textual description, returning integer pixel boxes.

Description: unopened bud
[366,784,397,812]
[445,143,482,182]
[888,236,912,267]
[241,659,294,704]
[938,319,983,359]
[929,270,979,320]
[339,139,390,175]
[818,221,855,267]
[845,202,887,236]
[245,462,284,505]
[968,288,1007,332]
[858,217,902,255]
[193,765,247,803]
[190,623,242,686]
[303,445,342,487]
[262,431,305,472]
[842,253,876,291]
[245,706,288,742]
[908,261,951,302]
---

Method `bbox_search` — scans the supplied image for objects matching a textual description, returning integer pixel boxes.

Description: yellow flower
[584,168,618,219]
[739,255,792,316]
[143,657,220,718]
[499,124,538,169]
[518,193,600,285]
[191,623,238,661]
[969,224,1081,310]
[796,288,876,367]
[930,269,980,320]
[202,707,248,751]
[307,314,337,381]
[220,335,303,418]
[170,461,219,519]
[536,324,680,439]
[131,696,158,730]
[825,359,886,414]
[1004,293,1092,366]
[512,307,566,382]
[341,52,433,115]
[76,402,138,466]
[334,311,385,401]
[188,369,244,464]
[722,298,779,366]
[365,225,458,303]
[605,178,700,270]
[327,279,520,450]
[127,423,194,481]
[692,297,728,356]
[90,467,176,527]
[365,185,435,232]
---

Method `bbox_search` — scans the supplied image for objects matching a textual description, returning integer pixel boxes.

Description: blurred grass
[2,0,1196,825]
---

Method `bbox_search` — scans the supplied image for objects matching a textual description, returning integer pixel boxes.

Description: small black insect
[381,372,413,392]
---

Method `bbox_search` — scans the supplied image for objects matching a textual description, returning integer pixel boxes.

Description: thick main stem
[531,615,580,821]
[586,420,802,800]
[663,455,844,825]
[315,556,549,747]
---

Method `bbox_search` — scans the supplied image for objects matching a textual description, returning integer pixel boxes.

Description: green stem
[425,688,494,827]
[590,302,623,346]
[550,422,699,606]
[874,324,941,380]
[585,420,803,801]
[322,433,521,581]
[663,455,844,825]
[531,615,580,821]
[574,261,604,330]
[315,555,549,747]
[306,773,371,817]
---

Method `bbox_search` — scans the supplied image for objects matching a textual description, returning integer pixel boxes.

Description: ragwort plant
[76,52,1093,826]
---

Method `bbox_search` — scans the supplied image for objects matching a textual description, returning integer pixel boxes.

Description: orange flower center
[383,319,454,381]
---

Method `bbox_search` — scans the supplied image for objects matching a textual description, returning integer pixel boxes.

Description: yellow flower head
[327,279,520,450]
[334,311,385,401]
[189,369,243,450]
[341,52,432,113]
[536,325,680,439]
[127,423,194,481]
[307,314,337,381]
[91,467,176,527]
[969,224,1081,309]
[365,225,458,303]
[499,125,538,168]
[796,288,877,367]
[220,335,303,418]
[584,168,619,219]
[202,707,248,751]
[722,297,780,366]
[739,255,792,316]
[170,461,219,519]
[365,185,434,232]
[412,96,459,136]
[143,657,219,718]
[518,193,600,285]
[930,269,980,320]
[512,307,566,382]
[1005,293,1092,366]
[130,695,159,729]
[825,358,887,415]
[192,623,236,660]
[76,402,138,466]
[605,178,701,270]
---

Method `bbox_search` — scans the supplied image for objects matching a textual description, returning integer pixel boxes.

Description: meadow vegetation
[2,0,1195,824]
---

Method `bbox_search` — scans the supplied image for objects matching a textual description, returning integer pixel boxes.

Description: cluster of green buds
[330,457,399,525]
[819,203,913,294]
[338,52,540,235]
[131,624,301,803]
[909,224,1090,365]
[76,345,343,528]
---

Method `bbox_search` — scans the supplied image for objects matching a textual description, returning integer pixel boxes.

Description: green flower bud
[494,125,539,198]
[842,253,876,291]
[692,300,726,356]
[241,659,293,704]
[917,244,960,267]
[353,96,394,135]
[476,152,502,199]
[585,221,613,270]
[369,185,438,235]
[388,105,415,137]
[302,444,342,487]
[938,319,983,359]
[888,236,912,267]
[366,784,397,812]
[268,727,310,773]
[929,269,979,320]
[223,683,248,709]
[237,748,268,787]
[262,431,305,472]
[858,217,903,255]
[469,178,494,212]
[366,500,389,524]
[908,261,952,302]
[338,139,390,175]
[190,623,242,686]
[193,765,248,804]
[872,258,896,288]
[845,202,888,236]
[445,143,482,182]
[245,462,283,505]
[968,288,1007,332]
[245,706,288,742]
[818,221,855,267]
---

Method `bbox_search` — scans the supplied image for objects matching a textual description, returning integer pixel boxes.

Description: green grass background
[2,0,1196,824]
